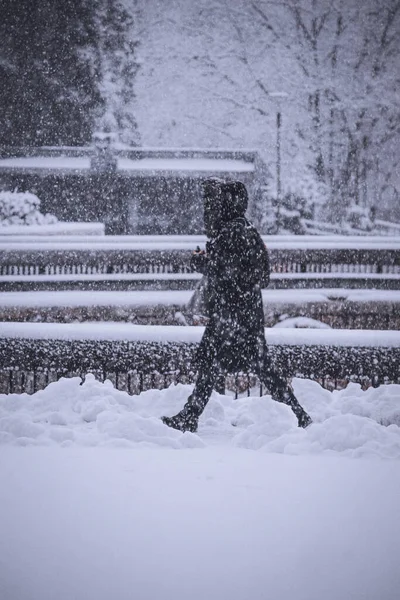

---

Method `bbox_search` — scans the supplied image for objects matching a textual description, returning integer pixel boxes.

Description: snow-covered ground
[1,375,400,453]
[0,376,400,600]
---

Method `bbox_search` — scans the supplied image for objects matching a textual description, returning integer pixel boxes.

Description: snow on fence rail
[1,324,399,395]
[2,234,400,244]
[0,222,105,236]
[374,219,400,235]
[1,289,400,329]
[1,238,400,291]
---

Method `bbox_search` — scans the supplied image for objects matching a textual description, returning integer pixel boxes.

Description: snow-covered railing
[3,234,399,244]
[0,323,399,394]
[1,289,400,330]
[0,222,105,236]
[303,218,400,237]
[374,219,400,235]
[303,219,368,236]
[1,237,400,291]
[303,219,347,235]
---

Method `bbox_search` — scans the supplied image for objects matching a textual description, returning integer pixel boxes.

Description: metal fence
[1,240,400,291]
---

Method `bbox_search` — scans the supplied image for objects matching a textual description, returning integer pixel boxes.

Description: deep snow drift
[1,375,400,457]
[1,377,400,600]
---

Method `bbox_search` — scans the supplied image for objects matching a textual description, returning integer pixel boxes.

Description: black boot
[297,410,313,429]
[161,397,200,433]
[274,386,312,429]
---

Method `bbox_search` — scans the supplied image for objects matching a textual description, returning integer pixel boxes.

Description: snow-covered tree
[134,0,400,222]
[0,0,141,147]
[0,0,102,145]
[275,0,400,222]
[92,0,141,146]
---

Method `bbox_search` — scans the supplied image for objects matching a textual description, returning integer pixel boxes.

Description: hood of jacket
[202,179,249,237]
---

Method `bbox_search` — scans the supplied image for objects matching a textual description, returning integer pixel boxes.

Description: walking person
[162,179,312,433]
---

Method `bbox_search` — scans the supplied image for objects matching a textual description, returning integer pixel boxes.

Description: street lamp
[269,92,289,226]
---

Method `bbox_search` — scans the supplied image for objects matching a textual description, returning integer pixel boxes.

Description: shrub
[0,191,58,226]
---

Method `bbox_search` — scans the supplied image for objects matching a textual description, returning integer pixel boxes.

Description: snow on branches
[0,191,58,227]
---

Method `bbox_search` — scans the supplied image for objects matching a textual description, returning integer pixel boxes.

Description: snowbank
[273,316,331,329]
[1,377,400,600]
[1,375,399,458]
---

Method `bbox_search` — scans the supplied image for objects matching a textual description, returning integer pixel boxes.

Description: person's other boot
[161,397,200,433]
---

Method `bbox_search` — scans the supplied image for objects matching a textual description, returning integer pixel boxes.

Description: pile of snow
[1,374,399,458]
[0,190,57,227]
[1,376,400,600]
[273,316,331,329]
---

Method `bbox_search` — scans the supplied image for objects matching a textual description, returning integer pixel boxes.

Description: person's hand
[190,246,207,272]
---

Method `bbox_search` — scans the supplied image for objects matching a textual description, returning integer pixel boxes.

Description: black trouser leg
[259,354,312,427]
[182,362,221,416]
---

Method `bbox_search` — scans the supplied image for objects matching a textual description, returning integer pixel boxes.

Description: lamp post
[269,92,289,227]
[276,110,282,201]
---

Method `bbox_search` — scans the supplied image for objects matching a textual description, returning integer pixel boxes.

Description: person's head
[202,178,249,237]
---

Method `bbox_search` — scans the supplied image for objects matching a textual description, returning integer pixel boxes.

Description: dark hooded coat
[192,180,270,373]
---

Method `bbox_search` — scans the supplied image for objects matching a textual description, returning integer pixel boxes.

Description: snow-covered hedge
[0,191,58,227]
[1,300,399,330]
[0,337,398,395]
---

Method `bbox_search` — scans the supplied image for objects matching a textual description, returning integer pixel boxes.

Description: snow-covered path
[1,377,400,600]
[1,446,400,600]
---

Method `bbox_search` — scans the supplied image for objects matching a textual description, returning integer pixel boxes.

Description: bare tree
[258,0,400,221]
[135,0,400,221]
